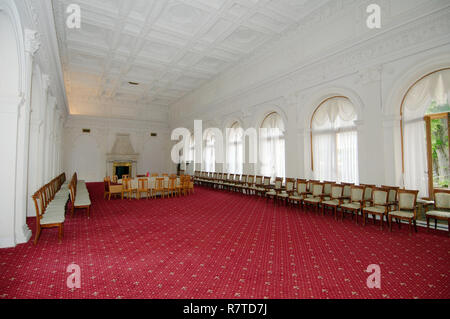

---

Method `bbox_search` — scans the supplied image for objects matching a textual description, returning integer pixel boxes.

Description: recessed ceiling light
[128,81,140,86]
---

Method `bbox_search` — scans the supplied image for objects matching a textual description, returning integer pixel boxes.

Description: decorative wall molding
[24,28,40,55]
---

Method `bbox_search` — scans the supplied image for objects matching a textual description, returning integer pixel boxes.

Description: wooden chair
[266,177,283,203]
[338,185,365,222]
[249,175,263,196]
[121,178,133,200]
[155,177,164,198]
[148,177,156,199]
[69,181,91,218]
[361,184,376,207]
[322,181,334,201]
[321,184,344,217]
[107,179,122,200]
[104,177,110,199]
[426,189,450,236]
[242,175,254,195]
[382,185,400,211]
[277,178,295,205]
[303,182,324,213]
[175,176,184,197]
[32,188,65,245]
[289,179,309,207]
[151,173,159,177]
[137,178,149,199]
[168,176,177,198]
[183,176,191,196]
[112,175,118,183]
[362,188,389,229]
[388,189,419,234]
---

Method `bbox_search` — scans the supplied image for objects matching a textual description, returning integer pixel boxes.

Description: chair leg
[426,217,430,232]
[58,224,63,243]
[87,206,90,218]
[34,225,41,245]
[414,220,418,233]
[435,219,437,230]
[389,216,392,232]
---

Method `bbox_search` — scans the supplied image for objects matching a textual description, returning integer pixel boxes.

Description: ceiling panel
[53,0,327,116]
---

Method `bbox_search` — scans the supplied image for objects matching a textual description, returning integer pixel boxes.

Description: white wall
[169,0,450,187]
[63,115,174,182]
[0,0,68,246]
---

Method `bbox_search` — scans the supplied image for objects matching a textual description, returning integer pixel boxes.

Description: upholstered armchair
[338,185,365,222]
[426,189,450,236]
[362,188,389,229]
[266,177,283,203]
[321,185,344,217]
[288,179,309,207]
[277,178,295,205]
[388,189,419,234]
[303,183,325,213]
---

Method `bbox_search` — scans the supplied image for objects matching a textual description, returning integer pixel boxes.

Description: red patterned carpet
[1,182,449,299]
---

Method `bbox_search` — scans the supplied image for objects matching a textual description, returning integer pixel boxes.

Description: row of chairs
[68,173,91,217]
[32,173,68,245]
[194,172,450,235]
[104,175,194,200]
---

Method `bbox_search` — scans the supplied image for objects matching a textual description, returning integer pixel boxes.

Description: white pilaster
[14,29,40,245]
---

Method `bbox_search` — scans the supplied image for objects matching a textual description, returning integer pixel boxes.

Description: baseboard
[0,237,16,249]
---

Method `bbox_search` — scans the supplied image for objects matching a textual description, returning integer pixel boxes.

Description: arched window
[227,122,243,174]
[311,96,358,183]
[402,68,450,198]
[260,112,285,180]
[203,130,215,173]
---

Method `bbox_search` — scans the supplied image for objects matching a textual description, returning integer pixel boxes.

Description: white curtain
[203,131,215,173]
[312,97,358,183]
[227,122,243,174]
[259,112,285,181]
[403,70,450,197]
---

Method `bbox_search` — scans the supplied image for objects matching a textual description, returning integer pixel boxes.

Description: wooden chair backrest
[323,181,334,195]
[138,178,148,190]
[263,177,271,186]
[397,189,419,211]
[285,178,295,192]
[434,188,450,210]
[274,177,283,189]
[350,185,365,202]
[381,185,399,203]
[330,185,344,199]
[254,176,262,184]
[372,187,389,206]
[296,179,308,193]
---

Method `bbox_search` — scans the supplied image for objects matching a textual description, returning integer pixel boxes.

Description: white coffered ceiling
[52,0,327,118]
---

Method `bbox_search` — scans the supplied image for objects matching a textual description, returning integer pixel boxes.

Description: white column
[27,119,43,217]
[0,97,24,247]
[45,96,56,181]
[14,29,40,245]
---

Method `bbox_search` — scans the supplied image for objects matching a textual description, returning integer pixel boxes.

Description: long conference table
[117,176,181,189]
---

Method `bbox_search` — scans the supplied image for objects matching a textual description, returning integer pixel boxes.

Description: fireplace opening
[113,162,132,179]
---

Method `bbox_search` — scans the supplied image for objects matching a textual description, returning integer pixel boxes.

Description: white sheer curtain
[312,97,358,183]
[403,69,450,197]
[203,131,215,173]
[259,112,285,181]
[227,122,243,174]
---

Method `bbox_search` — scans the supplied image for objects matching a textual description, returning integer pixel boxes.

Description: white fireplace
[106,134,139,178]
